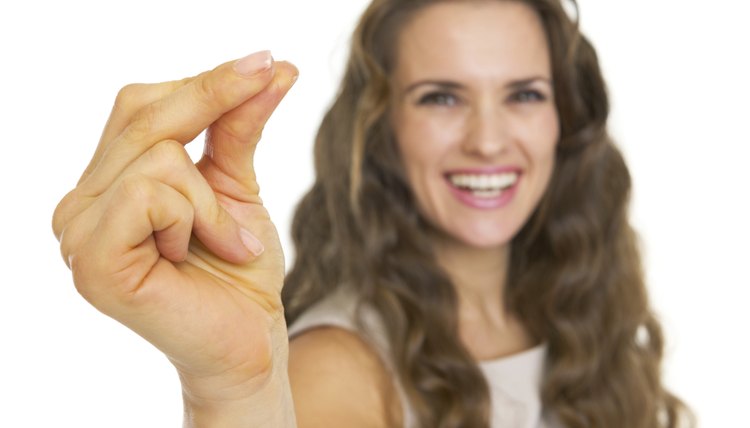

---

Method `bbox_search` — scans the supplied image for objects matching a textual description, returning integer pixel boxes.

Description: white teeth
[448,172,518,191]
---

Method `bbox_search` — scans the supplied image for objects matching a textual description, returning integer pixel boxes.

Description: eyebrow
[404,76,552,94]
[508,76,553,89]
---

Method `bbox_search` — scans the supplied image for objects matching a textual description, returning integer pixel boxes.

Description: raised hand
[52,51,298,426]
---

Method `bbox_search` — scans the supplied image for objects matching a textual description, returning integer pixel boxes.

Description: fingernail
[234,50,273,77]
[239,228,264,257]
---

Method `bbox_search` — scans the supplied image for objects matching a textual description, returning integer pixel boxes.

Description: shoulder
[289,326,402,428]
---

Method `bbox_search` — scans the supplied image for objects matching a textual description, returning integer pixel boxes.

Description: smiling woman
[282,0,693,427]
[48,0,696,427]
[390,1,559,249]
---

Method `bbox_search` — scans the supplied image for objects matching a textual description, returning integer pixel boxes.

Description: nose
[462,105,511,158]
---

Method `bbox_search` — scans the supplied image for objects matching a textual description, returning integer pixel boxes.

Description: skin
[53,52,299,427]
[54,2,559,428]
[290,1,560,426]
[390,1,559,359]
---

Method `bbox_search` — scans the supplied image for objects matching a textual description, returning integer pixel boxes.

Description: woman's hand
[52,51,298,426]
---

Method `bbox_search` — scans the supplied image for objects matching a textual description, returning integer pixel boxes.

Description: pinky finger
[70,176,196,320]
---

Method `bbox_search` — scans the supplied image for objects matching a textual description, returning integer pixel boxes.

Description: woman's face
[390,0,559,250]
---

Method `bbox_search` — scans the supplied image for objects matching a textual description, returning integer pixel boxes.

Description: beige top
[288,290,561,428]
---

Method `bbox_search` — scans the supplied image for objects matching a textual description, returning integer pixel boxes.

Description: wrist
[182,364,296,428]
[180,319,296,428]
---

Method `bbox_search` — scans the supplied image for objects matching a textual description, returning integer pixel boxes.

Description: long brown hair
[283,0,692,426]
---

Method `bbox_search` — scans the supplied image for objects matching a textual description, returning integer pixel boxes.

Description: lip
[445,166,521,175]
[443,167,522,210]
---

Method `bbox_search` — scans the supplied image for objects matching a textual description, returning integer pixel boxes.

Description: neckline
[478,342,546,369]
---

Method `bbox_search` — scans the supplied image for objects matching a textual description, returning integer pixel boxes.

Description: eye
[509,90,547,103]
[417,91,460,107]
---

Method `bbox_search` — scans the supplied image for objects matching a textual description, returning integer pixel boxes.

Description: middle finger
[78,51,277,198]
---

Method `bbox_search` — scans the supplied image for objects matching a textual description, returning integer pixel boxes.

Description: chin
[424,212,527,252]
[444,225,519,250]
[460,235,514,250]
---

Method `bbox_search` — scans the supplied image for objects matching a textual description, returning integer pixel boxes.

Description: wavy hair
[283,0,693,426]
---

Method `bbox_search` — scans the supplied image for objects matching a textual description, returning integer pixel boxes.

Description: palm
[123,158,286,383]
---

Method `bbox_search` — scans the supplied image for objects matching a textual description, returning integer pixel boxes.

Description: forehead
[393,1,551,83]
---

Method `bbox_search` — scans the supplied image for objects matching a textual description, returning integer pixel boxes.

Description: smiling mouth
[447,172,519,197]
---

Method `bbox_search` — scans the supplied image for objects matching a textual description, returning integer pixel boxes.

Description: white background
[1,0,747,426]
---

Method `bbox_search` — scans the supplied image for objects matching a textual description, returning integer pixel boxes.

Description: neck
[433,236,535,360]
[433,236,510,322]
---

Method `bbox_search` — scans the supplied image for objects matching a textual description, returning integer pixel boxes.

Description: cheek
[395,113,465,175]
[524,107,559,164]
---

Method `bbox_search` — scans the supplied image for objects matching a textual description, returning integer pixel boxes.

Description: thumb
[199,61,299,199]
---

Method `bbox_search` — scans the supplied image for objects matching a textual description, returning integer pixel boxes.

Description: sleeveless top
[288,290,562,428]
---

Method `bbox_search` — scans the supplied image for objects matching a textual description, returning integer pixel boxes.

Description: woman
[52,0,690,427]
[284,1,690,426]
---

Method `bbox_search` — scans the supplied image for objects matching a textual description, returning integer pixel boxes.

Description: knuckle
[52,189,76,239]
[147,139,191,168]
[53,187,104,269]
[119,174,156,204]
[127,103,159,136]
[163,194,195,231]
[194,73,227,110]
[114,83,148,115]
[58,213,89,270]
[178,200,196,225]
[69,253,100,304]
[58,227,77,268]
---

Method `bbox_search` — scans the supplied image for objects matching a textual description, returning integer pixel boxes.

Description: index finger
[130,50,277,144]
[80,79,192,185]
[80,50,277,195]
